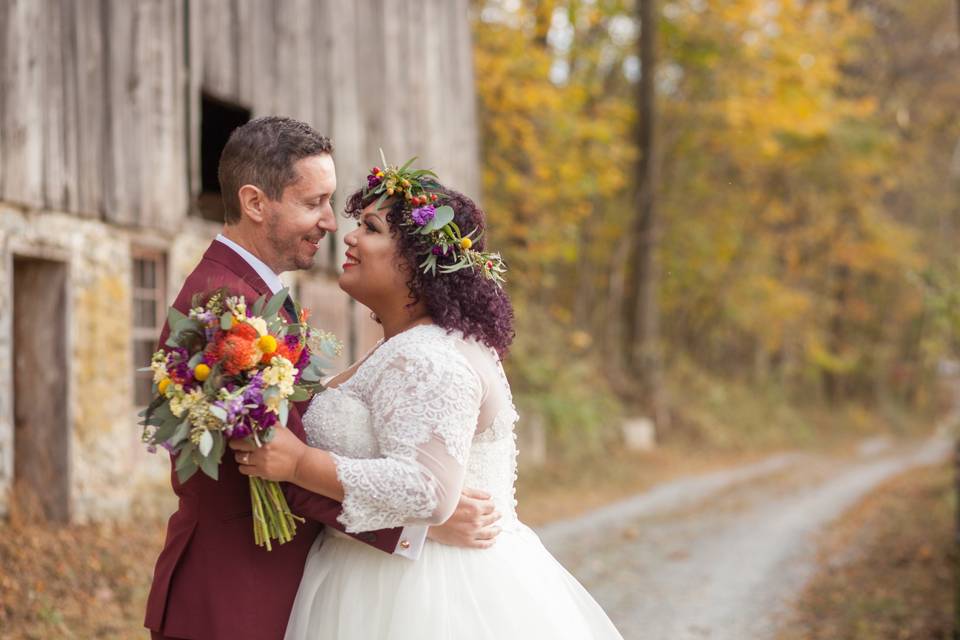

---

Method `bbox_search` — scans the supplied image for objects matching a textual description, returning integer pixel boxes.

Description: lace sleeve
[331,341,482,533]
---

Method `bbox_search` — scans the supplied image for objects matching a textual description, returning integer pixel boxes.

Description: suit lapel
[201,240,274,299]
[201,239,298,323]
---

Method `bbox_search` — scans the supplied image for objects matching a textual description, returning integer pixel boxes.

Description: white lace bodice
[302,324,521,533]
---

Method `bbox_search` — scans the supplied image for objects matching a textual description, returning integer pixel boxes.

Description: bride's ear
[238,184,267,223]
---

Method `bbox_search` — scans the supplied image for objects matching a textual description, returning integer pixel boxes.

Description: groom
[145,116,502,640]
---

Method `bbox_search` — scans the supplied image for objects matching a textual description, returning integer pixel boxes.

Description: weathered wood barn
[0,0,479,522]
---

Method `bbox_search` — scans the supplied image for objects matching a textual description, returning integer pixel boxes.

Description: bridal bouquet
[139,288,340,550]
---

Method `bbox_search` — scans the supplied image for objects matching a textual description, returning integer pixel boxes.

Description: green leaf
[299,367,321,383]
[278,399,289,427]
[209,405,228,422]
[210,431,225,463]
[252,293,267,317]
[399,156,418,171]
[220,312,233,330]
[151,416,180,443]
[288,386,310,402]
[199,448,219,481]
[187,351,204,369]
[432,205,454,227]
[167,306,188,329]
[263,288,289,319]
[175,450,200,484]
[198,429,214,457]
[170,420,191,447]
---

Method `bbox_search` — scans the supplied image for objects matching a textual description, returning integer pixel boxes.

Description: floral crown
[363,151,507,286]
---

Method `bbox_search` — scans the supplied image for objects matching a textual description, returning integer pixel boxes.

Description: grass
[777,461,956,639]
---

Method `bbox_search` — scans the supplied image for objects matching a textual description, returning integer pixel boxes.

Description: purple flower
[411,205,436,226]
[431,244,452,256]
[367,173,382,188]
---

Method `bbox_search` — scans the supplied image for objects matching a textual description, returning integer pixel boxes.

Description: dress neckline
[329,323,443,390]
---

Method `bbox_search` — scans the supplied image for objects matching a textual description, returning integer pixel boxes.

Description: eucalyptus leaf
[252,293,267,317]
[288,387,310,402]
[263,288,289,319]
[175,451,199,484]
[200,448,219,481]
[198,429,214,457]
[210,431,225,463]
[170,420,191,447]
[152,416,180,443]
[220,312,233,330]
[299,368,321,383]
[209,404,228,422]
[432,205,454,227]
[278,399,289,427]
[187,351,204,369]
[167,307,188,328]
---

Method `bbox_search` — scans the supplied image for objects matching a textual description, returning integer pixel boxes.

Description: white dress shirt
[214,234,427,559]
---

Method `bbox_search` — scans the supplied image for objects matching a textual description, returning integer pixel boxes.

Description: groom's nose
[318,203,338,234]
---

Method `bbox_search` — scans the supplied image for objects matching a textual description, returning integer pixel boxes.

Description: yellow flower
[258,335,278,354]
[194,364,211,382]
[158,378,171,394]
[460,237,473,250]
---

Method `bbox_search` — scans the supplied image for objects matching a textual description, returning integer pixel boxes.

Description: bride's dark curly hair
[343,181,514,357]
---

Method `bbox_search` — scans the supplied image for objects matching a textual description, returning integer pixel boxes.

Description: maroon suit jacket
[144,240,402,639]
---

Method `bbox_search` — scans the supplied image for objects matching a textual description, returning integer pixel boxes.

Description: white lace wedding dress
[286,324,623,639]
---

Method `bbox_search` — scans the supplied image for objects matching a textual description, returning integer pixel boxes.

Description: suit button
[399,539,411,550]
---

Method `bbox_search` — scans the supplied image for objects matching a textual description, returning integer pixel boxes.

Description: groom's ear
[237,184,268,223]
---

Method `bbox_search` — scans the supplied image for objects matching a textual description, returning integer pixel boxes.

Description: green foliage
[474,0,960,449]
[505,306,624,459]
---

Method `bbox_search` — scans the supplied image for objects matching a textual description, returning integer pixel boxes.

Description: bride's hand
[230,427,306,482]
[427,487,502,549]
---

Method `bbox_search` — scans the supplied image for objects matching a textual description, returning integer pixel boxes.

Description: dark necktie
[282,293,298,322]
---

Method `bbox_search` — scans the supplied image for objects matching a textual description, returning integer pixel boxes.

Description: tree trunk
[626,0,666,427]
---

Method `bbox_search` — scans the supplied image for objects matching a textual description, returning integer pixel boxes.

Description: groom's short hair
[218,116,333,224]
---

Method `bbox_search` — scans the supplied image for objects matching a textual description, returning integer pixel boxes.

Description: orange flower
[299,308,311,324]
[229,322,259,341]
[209,325,261,375]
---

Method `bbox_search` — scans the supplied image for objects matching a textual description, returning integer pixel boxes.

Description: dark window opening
[196,93,251,221]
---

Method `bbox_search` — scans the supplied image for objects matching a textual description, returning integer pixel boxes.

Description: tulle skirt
[284,523,624,639]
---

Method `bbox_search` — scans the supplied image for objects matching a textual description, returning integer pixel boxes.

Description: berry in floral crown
[363,151,507,286]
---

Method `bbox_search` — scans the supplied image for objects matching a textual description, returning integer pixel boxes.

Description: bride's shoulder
[375,325,479,381]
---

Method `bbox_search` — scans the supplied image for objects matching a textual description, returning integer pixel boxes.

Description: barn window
[132,248,167,407]
[196,93,251,221]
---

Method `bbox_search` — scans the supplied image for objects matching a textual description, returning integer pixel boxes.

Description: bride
[230,160,624,639]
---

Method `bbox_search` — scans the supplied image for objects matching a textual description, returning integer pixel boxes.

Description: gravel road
[539,436,952,640]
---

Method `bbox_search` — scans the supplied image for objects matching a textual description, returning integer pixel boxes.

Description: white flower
[246,317,269,337]
[150,352,169,383]
[262,356,297,404]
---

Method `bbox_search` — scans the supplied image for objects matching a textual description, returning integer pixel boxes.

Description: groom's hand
[427,488,501,549]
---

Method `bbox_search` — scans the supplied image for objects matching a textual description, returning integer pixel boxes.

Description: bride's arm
[233,345,482,532]
[231,427,344,499]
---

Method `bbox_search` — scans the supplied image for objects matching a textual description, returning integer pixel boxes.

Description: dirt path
[539,436,952,640]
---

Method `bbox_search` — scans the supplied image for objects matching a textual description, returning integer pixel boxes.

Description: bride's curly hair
[343,181,514,357]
